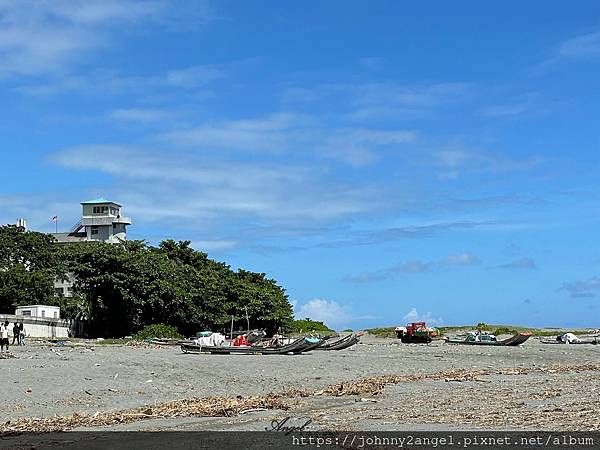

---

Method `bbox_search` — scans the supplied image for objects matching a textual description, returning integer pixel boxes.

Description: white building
[49,198,132,298]
[51,198,132,244]
[15,304,61,319]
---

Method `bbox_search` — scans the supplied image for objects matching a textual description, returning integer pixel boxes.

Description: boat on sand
[315,333,361,351]
[445,331,532,346]
[180,337,319,355]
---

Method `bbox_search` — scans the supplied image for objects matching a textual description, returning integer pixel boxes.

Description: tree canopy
[0,226,294,337]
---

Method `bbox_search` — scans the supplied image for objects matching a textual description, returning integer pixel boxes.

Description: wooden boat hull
[316,334,360,351]
[541,338,598,345]
[181,338,308,355]
[291,339,324,353]
[445,332,532,346]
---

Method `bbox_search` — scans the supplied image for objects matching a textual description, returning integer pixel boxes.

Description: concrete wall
[113,223,127,241]
[15,305,60,319]
[0,314,70,338]
[87,225,110,242]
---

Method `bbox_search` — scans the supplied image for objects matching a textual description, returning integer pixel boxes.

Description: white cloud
[344,251,480,283]
[493,257,537,270]
[165,64,225,88]
[295,299,353,330]
[162,113,302,152]
[192,240,237,252]
[160,113,415,165]
[432,148,543,179]
[0,0,213,78]
[555,32,600,61]
[560,276,600,299]
[359,56,384,70]
[534,31,600,73]
[482,103,530,117]
[441,252,480,266]
[282,81,470,121]
[402,307,443,327]
[18,63,226,97]
[107,108,173,123]
[49,145,375,227]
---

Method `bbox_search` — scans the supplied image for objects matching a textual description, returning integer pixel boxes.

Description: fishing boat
[181,337,312,355]
[315,333,361,351]
[445,331,532,346]
[146,338,183,346]
[292,337,324,353]
[540,333,599,345]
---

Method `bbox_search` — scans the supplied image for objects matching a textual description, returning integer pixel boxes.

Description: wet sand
[2,335,599,431]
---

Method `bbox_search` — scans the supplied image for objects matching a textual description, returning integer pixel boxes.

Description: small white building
[15,305,61,319]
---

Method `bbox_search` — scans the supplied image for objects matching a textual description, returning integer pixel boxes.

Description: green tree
[0,229,295,338]
[0,225,62,312]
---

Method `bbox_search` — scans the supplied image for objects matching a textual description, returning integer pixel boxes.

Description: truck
[394,321,437,343]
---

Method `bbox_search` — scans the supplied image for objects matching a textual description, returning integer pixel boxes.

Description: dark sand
[2,335,599,431]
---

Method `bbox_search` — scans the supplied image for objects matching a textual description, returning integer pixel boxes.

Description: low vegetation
[365,327,397,338]
[287,318,335,335]
[134,324,183,340]
[365,323,593,339]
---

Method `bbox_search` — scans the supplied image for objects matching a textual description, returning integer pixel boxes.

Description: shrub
[365,327,397,338]
[476,322,491,331]
[135,324,182,340]
[493,327,515,335]
[288,318,335,334]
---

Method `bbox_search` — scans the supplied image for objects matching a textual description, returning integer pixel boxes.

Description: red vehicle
[394,322,436,343]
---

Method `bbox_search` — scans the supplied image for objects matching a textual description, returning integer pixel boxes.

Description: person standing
[12,322,19,345]
[0,321,9,353]
[19,323,25,346]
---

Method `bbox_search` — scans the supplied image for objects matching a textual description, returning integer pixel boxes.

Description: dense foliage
[0,226,294,337]
[134,324,182,340]
[0,226,64,311]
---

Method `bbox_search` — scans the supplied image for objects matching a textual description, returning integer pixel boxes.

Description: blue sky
[1,1,599,330]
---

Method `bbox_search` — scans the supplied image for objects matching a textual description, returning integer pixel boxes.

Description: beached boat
[540,333,599,345]
[180,337,311,355]
[315,333,360,351]
[445,331,532,346]
[147,338,183,346]
[292,337,324,353]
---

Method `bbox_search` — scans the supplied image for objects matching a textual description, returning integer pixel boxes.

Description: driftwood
[3,363,600,433]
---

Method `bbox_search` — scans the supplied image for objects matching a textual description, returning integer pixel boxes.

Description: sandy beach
[2,335,599,432]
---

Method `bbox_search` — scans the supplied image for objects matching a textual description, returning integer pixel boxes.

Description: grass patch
[365,327,397,338]
[95,338,130,345]
[134,324,183,341]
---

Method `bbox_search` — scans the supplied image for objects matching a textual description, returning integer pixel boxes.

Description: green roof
[81,197,122,206]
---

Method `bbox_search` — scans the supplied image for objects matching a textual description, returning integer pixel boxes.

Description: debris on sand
[2,394,288,433]
[0,352,16,359]
[4,363,600,433]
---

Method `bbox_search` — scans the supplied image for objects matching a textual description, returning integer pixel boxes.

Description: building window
[110,207,118,215]
[93,206,109,214]
[41,310,45,318]
[53,311,58,318]
[54,287,64,297]
[91,226,99,236]
[21,310,31,316]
